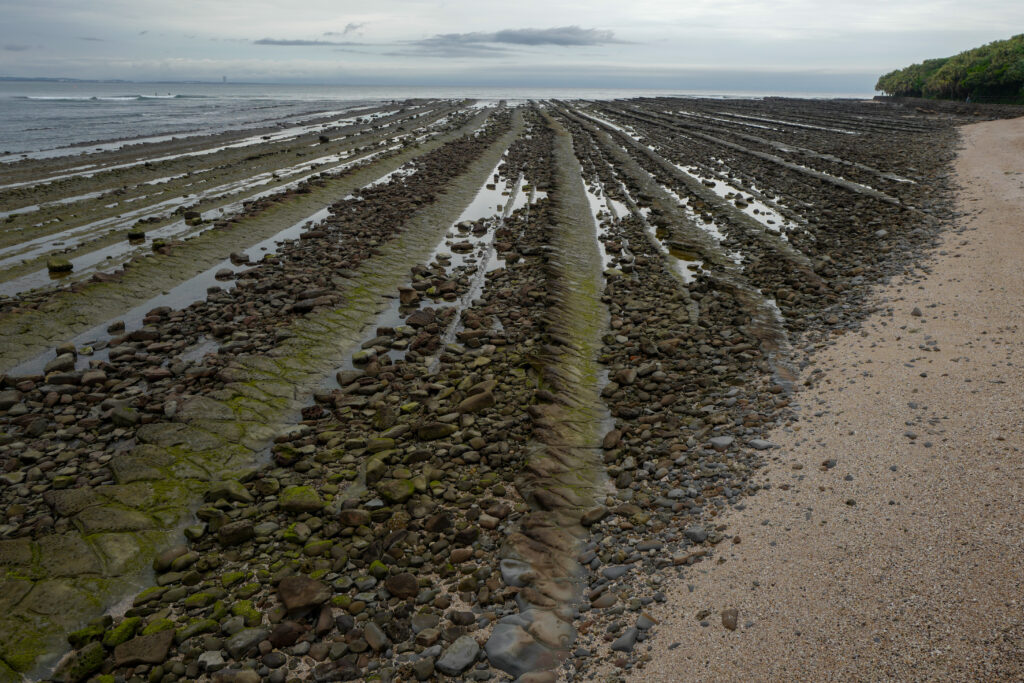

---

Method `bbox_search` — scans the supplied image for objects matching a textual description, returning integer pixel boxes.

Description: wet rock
[338,509,371,527]
[225,627,270,659]
[279,485,323,512]
[436,635,480,675]
[417,422,457,440]
[377,478,415,503]
[0,390,21,410]
[110,403,140,427]
[385,572,419,598]
[457,391,494,413]
[277,576,331,613]
[53,641,104,682]
[218,520,254,546]
[113,629,174,666]
[47,257,73,274]
[45,353,76,374]
[485,623,554,677]
[207,479,254,504]
[580,506,608,526]
[364,622,389,651]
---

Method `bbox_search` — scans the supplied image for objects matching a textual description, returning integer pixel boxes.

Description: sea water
[0,81,873,161]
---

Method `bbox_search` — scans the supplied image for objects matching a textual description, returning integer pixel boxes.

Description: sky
[1,0,1022,92]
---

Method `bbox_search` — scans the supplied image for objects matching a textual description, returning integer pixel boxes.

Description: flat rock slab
[113,629,174,667]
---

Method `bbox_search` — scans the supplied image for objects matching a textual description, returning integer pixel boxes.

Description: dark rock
[113,629,174,667]
[611,627,638,652]
[277,575,331,613]
[436,635,480,675]
[217,519,254,546]
[225,627,270,659]
[385,572,419,599]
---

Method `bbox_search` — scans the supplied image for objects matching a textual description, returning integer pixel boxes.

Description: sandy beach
[639,116,1024,681]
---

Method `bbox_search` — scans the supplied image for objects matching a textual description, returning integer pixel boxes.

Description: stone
[102,617,142,647]
[110,403,140,427]
[611,627,638,652]
[277,576,331,613]
[412,658,435,681]
[0,390,22,411]
[338,509,371,527]
[80,370,107,387]
[435,635,480,675]
[53,641,104,682]
[457,391,494,414]
[364,622,389,651]
[748,439,775,450]
[269,621,304,648]
[45,353,76,374]
[384,572,419,599]
[197,650,225,672]
[377,478,415,504]
[279,485,323,512]
[417,422,457,440]
[206,480,254,504]
[485,624,554,677]
[602,565,630,580]
[636,612,659,630]
[722,607,739,631]
[153,545,188,572]
[580,506,608,526]
[218,520,255,546]
[708,435,734,451]
[113,629,174,667]
[684,525,708,543]
[225,627,270,659]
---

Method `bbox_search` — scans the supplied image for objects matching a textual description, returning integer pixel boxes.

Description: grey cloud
[488,26,621,46]
[404,25,622,57]
[254,38,362,46]
[3,44,31,52]
[325,23,365,37]
[79,37,104,42]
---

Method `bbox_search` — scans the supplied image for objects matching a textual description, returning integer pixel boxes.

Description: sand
[639,117,1024,681]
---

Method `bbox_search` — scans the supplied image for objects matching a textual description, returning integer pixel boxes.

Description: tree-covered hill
[876,34,1024,103]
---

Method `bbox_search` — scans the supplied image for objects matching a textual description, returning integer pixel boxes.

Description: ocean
[0,80,875,161]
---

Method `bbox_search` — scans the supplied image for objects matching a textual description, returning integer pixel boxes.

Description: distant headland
[876,34,1024,103]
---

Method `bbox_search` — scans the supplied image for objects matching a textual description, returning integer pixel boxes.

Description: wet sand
[641,116,1024,680]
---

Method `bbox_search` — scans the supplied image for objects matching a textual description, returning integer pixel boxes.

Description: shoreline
[0,98,1019,681]
[637,115,1024,681]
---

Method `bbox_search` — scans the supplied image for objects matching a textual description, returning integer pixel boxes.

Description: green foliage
[876,34,1024,103]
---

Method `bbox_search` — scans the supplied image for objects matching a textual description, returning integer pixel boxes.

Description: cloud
[488,26,621,46]
[403,25,623,57]
[3,44,31,52]
[254,38,362,47]
[325,23,365,37]
[78,37,104,42]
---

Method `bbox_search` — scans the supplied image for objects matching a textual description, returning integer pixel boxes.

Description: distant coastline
[876,33,1024,103]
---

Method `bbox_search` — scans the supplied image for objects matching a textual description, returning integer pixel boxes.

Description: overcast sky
[1,0,1021,91]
